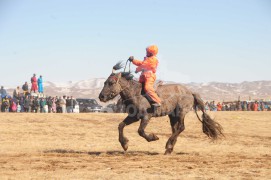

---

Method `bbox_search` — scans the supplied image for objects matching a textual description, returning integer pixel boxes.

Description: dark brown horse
[99,63,223,155]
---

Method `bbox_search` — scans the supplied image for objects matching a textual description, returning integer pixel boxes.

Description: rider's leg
[144,73,161,106]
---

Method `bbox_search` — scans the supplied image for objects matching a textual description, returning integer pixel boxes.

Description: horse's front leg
[138,116,159,142]
[118,116,139,151]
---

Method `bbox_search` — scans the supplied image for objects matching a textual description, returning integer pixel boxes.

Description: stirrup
[152,103,161,108]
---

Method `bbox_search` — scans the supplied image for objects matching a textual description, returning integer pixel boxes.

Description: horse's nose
[99,94,105,101]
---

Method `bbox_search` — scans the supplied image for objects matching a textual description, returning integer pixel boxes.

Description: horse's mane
[121,72,141,87]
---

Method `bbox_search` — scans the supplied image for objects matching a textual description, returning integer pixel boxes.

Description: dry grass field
[0,112,270,179]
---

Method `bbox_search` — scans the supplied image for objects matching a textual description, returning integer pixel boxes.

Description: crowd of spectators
[0,86,78,113]
[0,73,79,113]
[205,101,271,111]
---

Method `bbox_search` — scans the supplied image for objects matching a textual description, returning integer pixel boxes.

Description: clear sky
[0,0,270,87]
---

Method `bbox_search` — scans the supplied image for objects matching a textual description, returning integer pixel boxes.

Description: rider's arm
[135,57,158,73]
[132,59,143,66]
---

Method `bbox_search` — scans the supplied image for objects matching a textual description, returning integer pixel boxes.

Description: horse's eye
[108,82,113,86]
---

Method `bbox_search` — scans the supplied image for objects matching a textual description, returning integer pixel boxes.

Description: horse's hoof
[164,149,172,155]
[121,138,129,151]
[121,142,128,151]
[150,133,159,141]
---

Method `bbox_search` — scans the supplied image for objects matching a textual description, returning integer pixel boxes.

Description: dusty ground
[0,112,270,179]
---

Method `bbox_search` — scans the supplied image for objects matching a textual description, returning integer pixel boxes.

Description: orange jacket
[132,56,158,74]
[217,103,222,111]
[254,103,258,111]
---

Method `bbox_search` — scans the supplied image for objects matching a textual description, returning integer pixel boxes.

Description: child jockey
[128,45,161,107]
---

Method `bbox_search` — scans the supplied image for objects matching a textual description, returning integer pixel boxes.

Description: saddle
[141,81,163,105]
[154,81,164,90]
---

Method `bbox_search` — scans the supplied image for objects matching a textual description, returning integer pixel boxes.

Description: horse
[99,62,223,155]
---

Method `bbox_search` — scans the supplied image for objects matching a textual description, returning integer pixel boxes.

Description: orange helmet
[146,45,158,56]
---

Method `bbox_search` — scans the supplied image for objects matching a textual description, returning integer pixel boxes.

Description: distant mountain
[186,81,271,101]
[6,79,271,102]
[42,78,105,98]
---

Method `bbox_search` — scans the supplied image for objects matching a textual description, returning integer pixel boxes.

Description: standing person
[61,96,67,113]
[19,97,24,112]
[39,97,46,113]
[66,96,72,113]
[52,97,57,113]
[128,45,161,107]
[47,97,53,113]
[204,102,210,111]
[216,102,222,111]
[17,101,21,113]
[210,101,216,111]
[252,102,256,111]
[237,101,242,111]
[243,101,248,111]
[0,86,7,97]
[57,97,65,113]
[32,97,39,113]
[1,96,10,112]
[56,96,62,113]
[10,99,17,113]
[247,102,252,111]
[253,101,258,111]
[29,96,33,112]
[257,102,261,111]
[22,82,29,96]
[38,75,44,94]
[24,96,31,112]
[31,74,38,93]
[261,102,266,111]
[71,96,77,113]
[13,86,20,100]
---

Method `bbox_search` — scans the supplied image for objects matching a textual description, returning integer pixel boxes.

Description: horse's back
[157,83,192,95]
[156,83,194,112]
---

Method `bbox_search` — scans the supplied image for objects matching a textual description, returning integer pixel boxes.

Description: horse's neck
[120,79,142,103]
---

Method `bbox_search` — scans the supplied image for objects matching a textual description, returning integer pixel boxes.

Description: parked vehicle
[101,104,116,113]
[76,98,102,113]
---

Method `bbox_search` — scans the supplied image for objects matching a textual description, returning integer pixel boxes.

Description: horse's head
[99,62,133,102]
[99,73,122,102]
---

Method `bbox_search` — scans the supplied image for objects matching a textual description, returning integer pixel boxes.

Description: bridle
[106,74,131,100]
[112,73,130,93]
[111,59,132,93]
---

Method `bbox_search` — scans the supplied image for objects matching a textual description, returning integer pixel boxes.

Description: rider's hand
[135,70,139,74]
[128,56,134,62]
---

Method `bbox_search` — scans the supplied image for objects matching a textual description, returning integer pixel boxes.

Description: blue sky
[0,0,270,86]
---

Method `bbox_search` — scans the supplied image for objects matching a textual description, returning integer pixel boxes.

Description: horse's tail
[192,93,224,140]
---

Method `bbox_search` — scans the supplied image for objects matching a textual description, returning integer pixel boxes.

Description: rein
[109,59,136,99]
[123,59,131,73]
[116,59,132,92]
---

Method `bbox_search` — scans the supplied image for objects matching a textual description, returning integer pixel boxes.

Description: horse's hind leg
[119,116,139,151]
[138,116,159,142]
[165,111,186,155]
